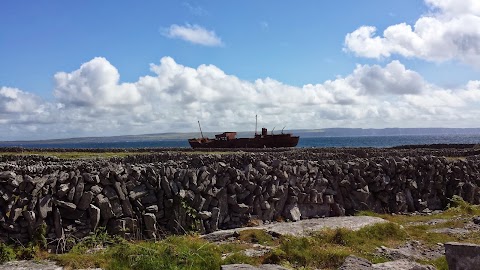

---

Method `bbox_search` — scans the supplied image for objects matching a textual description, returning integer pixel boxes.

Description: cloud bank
[162,24,223,46]
[1,57,480,140]
[344,0,480,67]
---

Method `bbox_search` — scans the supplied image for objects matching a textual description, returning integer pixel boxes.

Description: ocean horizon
[1,133,480,149]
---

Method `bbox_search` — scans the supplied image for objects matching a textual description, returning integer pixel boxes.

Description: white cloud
[425,0,480,16]
[1,57,480,140]
[349,61,426,95]
[53,57,142,107]
[162,24,223,47]
[344,0,480,67]
[0,87,41,114]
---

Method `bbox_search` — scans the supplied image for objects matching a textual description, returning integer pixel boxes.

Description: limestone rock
[144,213,157,239]
[198,211,212,220]
[221,264,289,270]
[338,255,372,270]
[445,242,480,270]
[283,203,301,221]
[94,194,114,221]
[54,199,77,211]
[77,191,94,211]
[89,204,101,231]
[372,260,435,270]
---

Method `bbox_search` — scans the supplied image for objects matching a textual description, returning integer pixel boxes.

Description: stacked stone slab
[0,149,479,249]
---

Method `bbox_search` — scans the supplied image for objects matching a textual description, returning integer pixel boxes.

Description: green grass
[423,256,449,270]
[108,236,222,270]
[0,151,150,159]
[51,235,223,270]
[237,229,278,246]
[222,252,259,266]
[0,243,16,263]
[263,222,406,269]
[1,196,477,269]
[0,150,238,159]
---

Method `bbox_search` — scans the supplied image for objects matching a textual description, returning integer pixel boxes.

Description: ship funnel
[262,128,267,136]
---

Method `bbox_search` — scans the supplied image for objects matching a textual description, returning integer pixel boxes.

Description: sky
[1,0,480,140]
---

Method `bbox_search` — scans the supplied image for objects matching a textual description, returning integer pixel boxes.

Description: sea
[1,134,480,149]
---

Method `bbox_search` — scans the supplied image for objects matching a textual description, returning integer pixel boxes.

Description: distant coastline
[1,128,480,149]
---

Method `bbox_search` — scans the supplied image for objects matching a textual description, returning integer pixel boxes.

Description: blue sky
[1,0,480,140]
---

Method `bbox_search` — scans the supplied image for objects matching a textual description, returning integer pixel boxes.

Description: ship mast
[255,115,258,135]
[198,121,204,139]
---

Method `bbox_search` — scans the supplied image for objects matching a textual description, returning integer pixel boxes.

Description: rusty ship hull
[188,128,299,149]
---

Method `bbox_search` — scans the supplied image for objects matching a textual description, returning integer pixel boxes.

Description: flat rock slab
[338,255,372,270]
[339,256,436,270]
[445,242,480,270]
[0,260,63,270]
[376,240,444,261]
[204,216,387,241]
[221,264,289,270]
[0,260,102,270]
[372,259,436,270]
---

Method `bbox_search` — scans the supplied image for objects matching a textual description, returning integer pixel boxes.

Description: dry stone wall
[0,149,479,249]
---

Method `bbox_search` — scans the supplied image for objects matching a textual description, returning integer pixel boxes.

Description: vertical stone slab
[445,242,480,270]
[143,213,157,239]
[89,204,101,231]
[53,207,64,239]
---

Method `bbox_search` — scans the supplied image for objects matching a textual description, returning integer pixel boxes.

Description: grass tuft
[0,243,15,263]
[108,235,222,270]
[263,222,406,269]
[223,252,259,265]
[237,229,277,246]
[446,195,479,215]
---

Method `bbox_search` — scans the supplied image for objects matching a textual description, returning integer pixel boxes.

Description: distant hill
[1,128,480,145]
[294,128,480,138]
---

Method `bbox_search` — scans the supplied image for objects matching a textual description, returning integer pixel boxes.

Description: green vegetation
[0,243,15,263]
[0,151,150,159]
[425,256,449,270]
[33,222,48,250]
[237,229,278,246]
[110,236,222,270]
[264,222,406,269]
[0,150,237,159]
[53,235,224,270]
[0,196,479,269]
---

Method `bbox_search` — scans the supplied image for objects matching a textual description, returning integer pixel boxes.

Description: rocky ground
[1,146,480,269]
[1,209,480,269]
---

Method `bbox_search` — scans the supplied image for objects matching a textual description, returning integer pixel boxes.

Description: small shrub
[181,199,201,232]
[33,222,47,249]
[331,229,348,245]
[353,222,407,242]
[16,243,38,260]
[447,195,476,214]
[0,243,15,263]
[237,229,276,245]
[71,227,123,253]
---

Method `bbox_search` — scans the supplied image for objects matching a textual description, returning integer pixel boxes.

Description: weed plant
[264,222,406,269]
[0,243,15,263]
[108,236,222,270]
